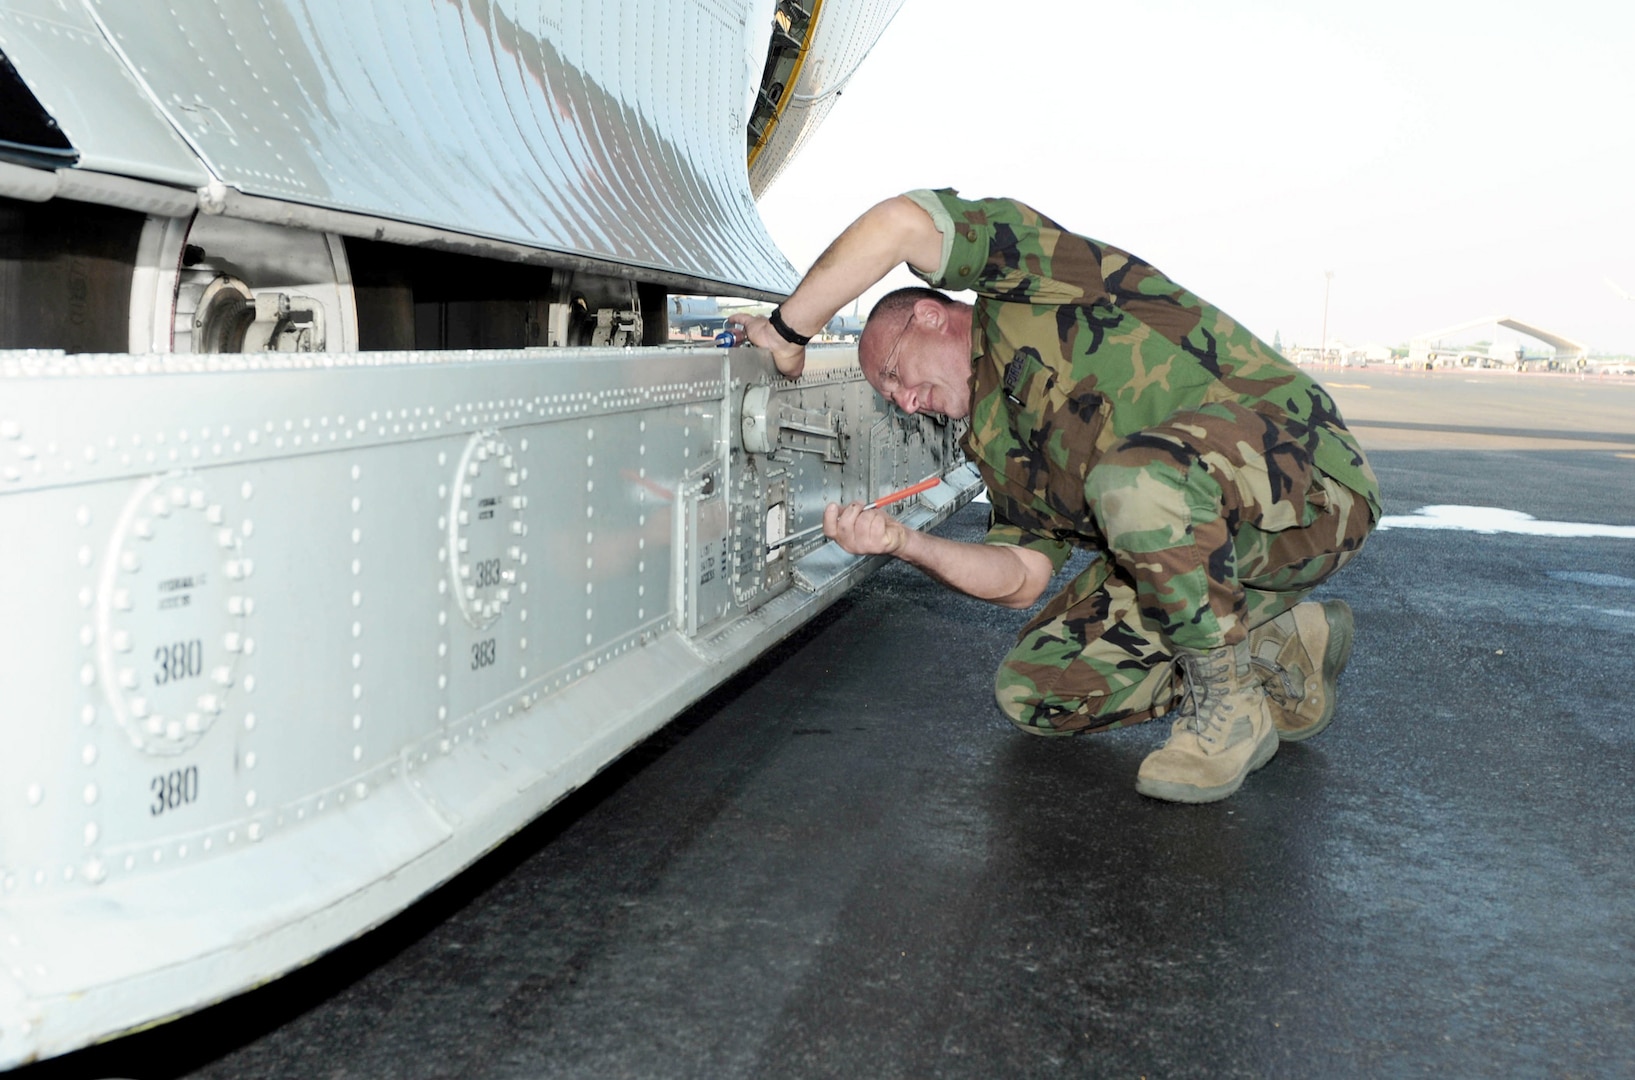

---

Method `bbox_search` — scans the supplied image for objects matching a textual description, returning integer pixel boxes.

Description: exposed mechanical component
[130,213,357,355]
[747,2,817,169]
[741,383,848,462]
[546,270,644,348]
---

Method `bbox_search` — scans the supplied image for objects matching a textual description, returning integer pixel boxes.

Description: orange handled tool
[768,475,941,550]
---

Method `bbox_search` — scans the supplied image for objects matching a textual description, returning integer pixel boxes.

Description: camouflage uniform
[903,189,1380,735]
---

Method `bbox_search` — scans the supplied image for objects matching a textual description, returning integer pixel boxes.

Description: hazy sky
[758,0,1635,354]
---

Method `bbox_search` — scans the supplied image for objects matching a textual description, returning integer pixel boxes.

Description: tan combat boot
[1248,600,1354,742]
[1135,640,1278,804]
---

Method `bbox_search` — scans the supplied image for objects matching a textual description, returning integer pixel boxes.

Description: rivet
[81,745,97,766]
[245,790,258,808]
[248,823,263,841]
[245,751,257,769]
[352,746,363,761]
[244,712,256,731]
[82,783,98,805]
[25,784,43,807]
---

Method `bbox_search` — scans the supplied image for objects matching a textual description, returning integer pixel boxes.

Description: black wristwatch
[768,306,812,347]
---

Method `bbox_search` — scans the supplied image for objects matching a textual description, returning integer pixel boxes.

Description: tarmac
[22,367,1635,1079]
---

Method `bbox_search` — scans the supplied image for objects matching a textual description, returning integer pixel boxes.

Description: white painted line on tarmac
[1575,606,1635,619]
[1550,571,1635,588]
[1377,505,1635,538]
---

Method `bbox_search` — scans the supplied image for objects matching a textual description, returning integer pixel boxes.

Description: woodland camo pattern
[905,189,1378,733]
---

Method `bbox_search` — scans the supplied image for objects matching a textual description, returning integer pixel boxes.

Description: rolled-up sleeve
[981,504,1073,575]
[901,188,1106,304]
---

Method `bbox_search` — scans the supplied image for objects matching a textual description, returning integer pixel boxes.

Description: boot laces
[1251,656,1304,707]
[1174,650,1236,744]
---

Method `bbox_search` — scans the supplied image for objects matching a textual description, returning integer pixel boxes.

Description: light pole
[1321,270,1334,366]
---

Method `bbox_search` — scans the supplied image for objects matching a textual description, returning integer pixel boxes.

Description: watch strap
[768,306,812,347]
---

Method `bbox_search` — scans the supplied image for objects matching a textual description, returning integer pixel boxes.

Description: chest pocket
[998,348,1115,536]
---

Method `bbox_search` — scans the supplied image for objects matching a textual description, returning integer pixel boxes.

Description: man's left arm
[731,195,945,377]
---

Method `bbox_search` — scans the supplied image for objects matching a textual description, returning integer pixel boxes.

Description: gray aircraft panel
[0,341,979,1065]
[0,0,209,186]
[56,0,799,294]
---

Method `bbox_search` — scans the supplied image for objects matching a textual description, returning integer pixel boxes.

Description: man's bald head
[857,286,976,419]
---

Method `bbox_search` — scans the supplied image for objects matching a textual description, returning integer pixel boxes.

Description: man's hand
[726,314,805,378]
[824,501,908,555]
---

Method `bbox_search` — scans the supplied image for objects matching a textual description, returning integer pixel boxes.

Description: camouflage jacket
[904,188,1381,572]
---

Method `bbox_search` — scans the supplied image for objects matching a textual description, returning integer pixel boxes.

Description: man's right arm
[734,196,946,377]
[823,500,1054,610]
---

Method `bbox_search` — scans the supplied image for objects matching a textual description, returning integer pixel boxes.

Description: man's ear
[914,298,943,330]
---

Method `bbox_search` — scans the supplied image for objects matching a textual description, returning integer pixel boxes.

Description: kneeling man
[730,189,1379,804]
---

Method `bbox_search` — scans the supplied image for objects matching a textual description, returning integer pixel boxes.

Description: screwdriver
[768,475,941,550]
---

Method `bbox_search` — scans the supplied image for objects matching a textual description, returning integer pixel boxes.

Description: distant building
[1408,316,1587,369]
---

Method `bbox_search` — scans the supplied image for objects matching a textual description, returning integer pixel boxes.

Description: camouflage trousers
[995,402,1375,735]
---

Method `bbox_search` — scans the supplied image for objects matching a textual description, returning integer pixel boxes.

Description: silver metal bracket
[741,384,847,463]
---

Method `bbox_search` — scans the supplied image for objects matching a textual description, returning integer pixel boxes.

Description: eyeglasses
[877,312,915,393]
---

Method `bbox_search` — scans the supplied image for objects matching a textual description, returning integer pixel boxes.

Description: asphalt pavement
[22,367,1635,1079]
